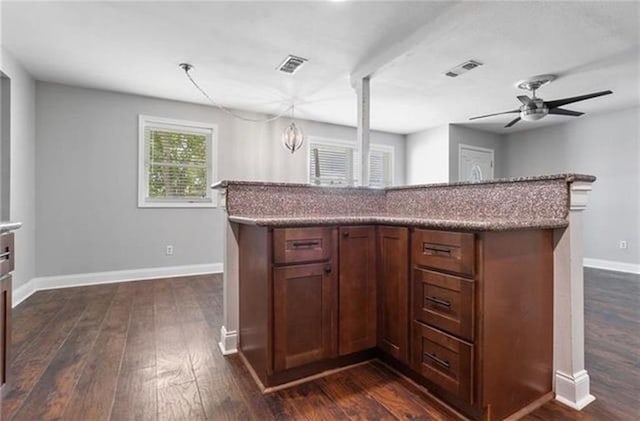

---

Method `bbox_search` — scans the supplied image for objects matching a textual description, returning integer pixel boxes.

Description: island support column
[355,76,370,187]
[219,191,239,355]
[553,181,595,409]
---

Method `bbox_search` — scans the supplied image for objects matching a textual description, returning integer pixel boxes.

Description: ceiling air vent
[277,55,308,74]
[444,60,483,77]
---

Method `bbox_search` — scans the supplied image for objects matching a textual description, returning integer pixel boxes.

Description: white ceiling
[2,1,639,135]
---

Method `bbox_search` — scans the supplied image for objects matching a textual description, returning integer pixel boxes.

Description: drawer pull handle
[0,251,9,261]
[291,241,320,248]
[324,265,332,274]
[425,352,450,369]
[424,296,451,308]
[423,244,452,256]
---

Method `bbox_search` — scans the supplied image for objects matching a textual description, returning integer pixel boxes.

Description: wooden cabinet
[413,321,473,404]
[376,226,409,362]
[412,229,474,277]
[237,223,554,419]
[273,263,337,371]
[338,226,376,355]
[409,228,553,420]
[0,232,14,394]
[273,227,333,265]
[413,268,474,342]
[238,225,340,388]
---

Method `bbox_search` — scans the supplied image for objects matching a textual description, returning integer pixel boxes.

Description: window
[138,115,217,207]
[308,138,359,186]
[307,137,394,188]
[369,145,394,188]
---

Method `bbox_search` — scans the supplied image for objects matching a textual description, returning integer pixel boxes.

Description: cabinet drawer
[412,229,474,277]
[413,268,474,342]
[0,233,14,277]
[273,228,334,265]
[412,321,473,405]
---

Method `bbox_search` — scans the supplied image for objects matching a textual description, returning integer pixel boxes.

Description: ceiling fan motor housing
[521,99,549,121]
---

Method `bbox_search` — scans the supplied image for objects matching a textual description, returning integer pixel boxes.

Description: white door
[459,145,494,182]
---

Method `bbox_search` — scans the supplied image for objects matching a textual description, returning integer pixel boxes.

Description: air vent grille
[444,60,483,78]
[278,55,308,74]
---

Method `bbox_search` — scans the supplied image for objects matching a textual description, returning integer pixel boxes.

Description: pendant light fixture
[282,105,304,154]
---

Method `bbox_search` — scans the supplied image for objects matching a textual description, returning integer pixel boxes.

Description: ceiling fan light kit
[470,74,612,128]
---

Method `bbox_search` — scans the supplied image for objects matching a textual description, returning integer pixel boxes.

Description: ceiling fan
[469,75,613,128]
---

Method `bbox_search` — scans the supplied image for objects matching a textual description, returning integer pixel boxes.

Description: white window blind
[138,116,216,207]
[369,148,393,188]
[309,141,358,186]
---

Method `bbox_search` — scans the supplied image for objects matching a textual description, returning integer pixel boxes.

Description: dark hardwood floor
[1,268,637,420]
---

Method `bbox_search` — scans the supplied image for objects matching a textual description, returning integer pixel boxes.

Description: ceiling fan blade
[517,95,534,106]
[548,108,584,117]
[469,109,520,120]
[545,90,612,109]
[504,117,521,128]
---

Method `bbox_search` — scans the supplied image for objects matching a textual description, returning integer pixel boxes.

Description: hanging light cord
[180,63,292,123]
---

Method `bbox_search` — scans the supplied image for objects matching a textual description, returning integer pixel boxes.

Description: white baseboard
[555,370,596,410]
[583,258,640,275]
[218,325,238,355]
[13,263,223,307]
[12,280,37,308]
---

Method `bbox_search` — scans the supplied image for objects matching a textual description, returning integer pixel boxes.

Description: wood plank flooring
[1,268,637,420]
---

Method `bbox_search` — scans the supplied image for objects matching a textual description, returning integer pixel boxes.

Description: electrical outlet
[166,245,174,256]
[619,240,628,250]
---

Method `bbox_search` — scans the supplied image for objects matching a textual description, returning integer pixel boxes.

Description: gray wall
[502,107,640,265]
[1,74,10,220]
[405,124,505,184]
[35,82,405,277]
[449,124,505,181]
[405,125,449,184]
[0,48,37,289]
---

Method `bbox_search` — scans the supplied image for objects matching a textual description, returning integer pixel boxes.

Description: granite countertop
[228,215,569,231]
[212,173,596,190]
[0,221,22,233]
[217,173,595,231]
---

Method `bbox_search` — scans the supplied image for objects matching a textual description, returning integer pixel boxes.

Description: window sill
[138,201,218,209]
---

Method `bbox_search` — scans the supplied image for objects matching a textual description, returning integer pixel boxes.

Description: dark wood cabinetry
[376,226,409,362]
[413,321,473,404]
[237,224,554,419]
[409,228,553,420]
[338,226,376,355]
[413,268,474,342]
[273,263,337,371]
[0,232,14,395]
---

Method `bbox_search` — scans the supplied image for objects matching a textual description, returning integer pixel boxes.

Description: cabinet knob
[342,231,349,238]
[324,265,332,273]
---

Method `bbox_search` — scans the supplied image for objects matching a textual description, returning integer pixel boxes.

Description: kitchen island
[213,174,596,420]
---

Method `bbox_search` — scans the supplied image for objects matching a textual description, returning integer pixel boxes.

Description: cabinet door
[273,263,337,372]
[0,274,11,390]
[377,226,409,362]
[339,226,376,355]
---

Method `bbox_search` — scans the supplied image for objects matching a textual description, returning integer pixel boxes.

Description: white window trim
[306,136,395,187]
[369,143,395,188]
[138,115,218,208]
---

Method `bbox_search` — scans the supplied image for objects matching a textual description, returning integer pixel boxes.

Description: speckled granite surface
[225,184,386,218]
[215,174,594,231]
[229,215,568,231]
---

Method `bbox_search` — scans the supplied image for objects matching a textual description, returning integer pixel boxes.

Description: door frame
[458,144,495,181]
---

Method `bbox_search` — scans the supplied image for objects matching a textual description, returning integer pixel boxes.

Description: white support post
[219,190,239,355]
[553,181,595,409]
[355,77,370,187]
